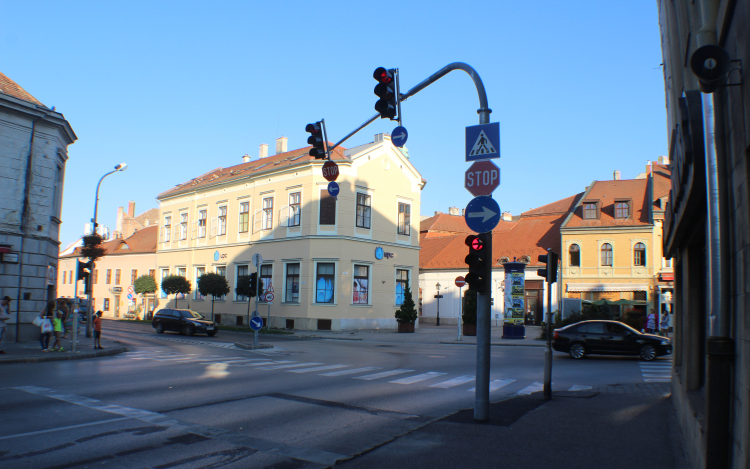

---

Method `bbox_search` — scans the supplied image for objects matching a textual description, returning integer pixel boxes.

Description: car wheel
[569,343,586,359]
[640,344,657,361]
[184,325,194,336]
[207,331,217,337]
[155,323,164,334]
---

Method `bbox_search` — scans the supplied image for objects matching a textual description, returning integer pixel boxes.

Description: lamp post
[85,163,127,337]
[436,282,441,326]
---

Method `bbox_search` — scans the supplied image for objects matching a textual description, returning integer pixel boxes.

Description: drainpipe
[15,119,37,341]
[695,1,733,468]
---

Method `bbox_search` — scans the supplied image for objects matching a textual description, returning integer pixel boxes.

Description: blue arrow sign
[464,196,500,233]
[250,316,263,331]
[392,126,408,147]
[466,122,500,161]
[328,181,340,197]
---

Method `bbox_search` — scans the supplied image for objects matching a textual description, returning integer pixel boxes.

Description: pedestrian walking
[36,302,55,351]
[0,296,12,354]
[646,309,657,334]
[93,310,104,349]
[58,300,70,339]
[50,310,65,352]
[660,312,670,337]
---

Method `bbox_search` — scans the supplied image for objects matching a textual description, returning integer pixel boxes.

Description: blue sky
[2,1,667,248]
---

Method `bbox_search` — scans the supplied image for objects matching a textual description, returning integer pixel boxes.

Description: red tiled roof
[652,164,671,203]
[521,193,583,217]
[564,179,650,227]
[158,144,348,199]
[420,212,514,235]
[63,225,157,258]
[0,71,45,106]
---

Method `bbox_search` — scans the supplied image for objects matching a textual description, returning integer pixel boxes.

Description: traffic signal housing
[249,272,258,295]
[77,259,92,293]
[537,250,558,283]
[305,121,327,159]
[464,234,487,293]
[373,67,398,120]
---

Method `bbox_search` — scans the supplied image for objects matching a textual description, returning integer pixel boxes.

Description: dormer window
[519,256,530,264]
[499,257,510,264]
[582,201,600,219]
[614,199,632,219]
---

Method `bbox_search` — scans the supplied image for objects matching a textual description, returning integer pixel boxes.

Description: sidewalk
[293,322,546,347]
[0,332,128,364]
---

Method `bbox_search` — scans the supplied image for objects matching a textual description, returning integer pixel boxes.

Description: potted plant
[395,281,417,333]
[463,289,477,336]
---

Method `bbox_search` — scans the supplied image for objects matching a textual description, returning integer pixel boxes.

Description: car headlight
[660,340,671,345]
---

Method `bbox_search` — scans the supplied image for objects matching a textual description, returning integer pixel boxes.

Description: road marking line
[320,367,381,376]
[199,358,268,364]
[568,385,592,391]
[0,417,132,441]
[516,381,543,395]
[232,360,295,367]
[429,375,475,388]
[355,369,414,380]
[468,379,516,393]
[287,365,350,373]
[390,372,447,385]
[257,362,324,370]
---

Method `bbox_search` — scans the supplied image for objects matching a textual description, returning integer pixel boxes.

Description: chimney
[242,153,251,163]
[276,136,288,154]
[658,155,669,165]
[259,144,268,159]
[502,211,512,221]
[448,206,460,215]
[374,133,384,143]
[613,170,621,180]
[128,201,135,218]
[461,209,465,216]
[646,161,652,175]
[434,211,443,216]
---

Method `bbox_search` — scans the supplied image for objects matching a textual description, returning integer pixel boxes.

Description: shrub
[395,281,417,324]
[462,290,477,325]
[538,304,615,340]
[621,308,647,331]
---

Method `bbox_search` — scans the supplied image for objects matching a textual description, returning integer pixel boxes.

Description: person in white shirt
[0,296,11,354]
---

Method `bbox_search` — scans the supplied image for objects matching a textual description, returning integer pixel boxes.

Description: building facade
[156,134,423,330]
[658,1,750,467]
[560,167,673,319]
[0,71,76,341]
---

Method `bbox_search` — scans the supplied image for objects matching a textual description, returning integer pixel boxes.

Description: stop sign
[322,161,339,181]
[455,276,466,288]
[465,160,500,197]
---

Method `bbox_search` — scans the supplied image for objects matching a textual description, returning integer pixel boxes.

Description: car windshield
[180,310,204,319]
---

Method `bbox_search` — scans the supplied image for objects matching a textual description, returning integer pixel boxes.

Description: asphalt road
[0,322,670,469]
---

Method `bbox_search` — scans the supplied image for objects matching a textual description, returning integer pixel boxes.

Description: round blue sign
[250,316,263,331]
[328,181,340,197]
[214,251,220,261]
[392,126,408,147]
[464,196,501,233]
[375,247,384,260]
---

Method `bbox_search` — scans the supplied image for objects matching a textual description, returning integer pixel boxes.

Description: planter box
[398,322,415,333]
[463,324,476,336]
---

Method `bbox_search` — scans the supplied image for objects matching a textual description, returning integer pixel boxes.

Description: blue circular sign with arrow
[392,126,408,147]
[464,196,500,233]
[328,181,340,197]
[250,316,263,331]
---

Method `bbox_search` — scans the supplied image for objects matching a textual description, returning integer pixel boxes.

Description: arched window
[584,203,597,219]
[601,243,613,266]
[615,202,629,219]
[634,243,646,266]
[569,244,580,267]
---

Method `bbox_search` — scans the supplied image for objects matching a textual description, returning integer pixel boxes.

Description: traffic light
[537,250,558,283]
[373,67,398,120]
[464,234,487,293]
[305,121,327,159]
[249,272,258,295]
[77,259,92,293]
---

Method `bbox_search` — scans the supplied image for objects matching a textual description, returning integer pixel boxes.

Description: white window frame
[313,260,337,305]
[397,202,411,236]
[160,268,170,298]
[395,268,411,306]
[194,266,206,300]
[198,210,207,238]
[235,264,250,301]
[239,201,250,233]
[218,206,227,236]
[288,192,301,227]
[180,213,188,240]
[176,267,187,299]
[258,263,273,303]
[214,265,227,300]
[164,216,172,243]
[283,262,301,304]
[352,263,372,306]
[262,197,273,230]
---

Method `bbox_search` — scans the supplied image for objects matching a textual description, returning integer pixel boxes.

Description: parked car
[551,320,671,361]
[151,309,217,336]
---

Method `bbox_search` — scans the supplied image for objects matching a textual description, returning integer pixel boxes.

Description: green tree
[161,275,192,309]
[394,280,418,324]
[198,273,230,322]
[236,275,263,328]
[80,233,107,263]
[133,275,157,295]
[463,289,477,325]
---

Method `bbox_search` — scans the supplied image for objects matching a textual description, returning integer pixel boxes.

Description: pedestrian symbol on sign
[468,130,497,157]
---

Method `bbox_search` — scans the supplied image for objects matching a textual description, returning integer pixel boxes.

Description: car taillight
[553,331,559,340]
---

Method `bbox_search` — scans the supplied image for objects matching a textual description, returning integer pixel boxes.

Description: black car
[552,320,671,361]
[152,309,217,336]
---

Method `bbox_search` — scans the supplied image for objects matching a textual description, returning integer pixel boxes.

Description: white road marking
[355,369,414,380]
[257,362,324,370]
[468,379,516,393]
[568,385,592,391]
[390,372,447,385]
[0,417,132,441]
[320,367,382,376]
[516,381,543,395]
[287,364,350,373]
[429,375,475,389]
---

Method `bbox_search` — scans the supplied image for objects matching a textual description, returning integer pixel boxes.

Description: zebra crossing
[640,357,673,383]
[121,350,592,394]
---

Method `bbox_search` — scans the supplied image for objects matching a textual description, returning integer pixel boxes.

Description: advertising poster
[503,263,526,326]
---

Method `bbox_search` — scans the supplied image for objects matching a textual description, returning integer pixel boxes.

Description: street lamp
[436,282,441,326]
[85,163,127,337]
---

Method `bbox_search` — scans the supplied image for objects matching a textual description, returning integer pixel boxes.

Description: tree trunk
[211,297,215,322]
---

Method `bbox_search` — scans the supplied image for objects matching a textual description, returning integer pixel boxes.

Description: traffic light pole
[475,231,492,420]
[544,274,553,400]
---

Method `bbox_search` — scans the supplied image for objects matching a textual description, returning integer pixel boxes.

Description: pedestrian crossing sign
[466,122,500,161]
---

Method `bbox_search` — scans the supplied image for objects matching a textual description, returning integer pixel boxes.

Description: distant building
[114,201,159,240]
[0,71,76,341]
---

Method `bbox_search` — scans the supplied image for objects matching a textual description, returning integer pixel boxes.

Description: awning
[566,283,649,292]
[659,273,674,281]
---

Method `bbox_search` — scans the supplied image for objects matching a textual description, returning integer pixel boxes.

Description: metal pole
[458,285,463,341]
[543,271,553,400]
[253,264,260,348]
[436,293,440,326]
[475,231,492,420]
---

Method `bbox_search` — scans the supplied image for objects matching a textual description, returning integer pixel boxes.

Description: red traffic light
[465,235,484,251]
[306,123,321,135]
[373,67,393,84]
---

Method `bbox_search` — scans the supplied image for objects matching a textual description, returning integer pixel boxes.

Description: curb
[0,341,129,364]
[439,341,546,347]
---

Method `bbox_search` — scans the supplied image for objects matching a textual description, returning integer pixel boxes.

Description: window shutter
[210,217,218,238]
[253,209,262,233]
[159,227,163,243]
[192,221,198,239]
[280,205,289,227]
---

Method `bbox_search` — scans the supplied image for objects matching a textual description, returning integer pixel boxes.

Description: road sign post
[455,276,465,341]
[322,161,339,181]
[465,160,501,197]
[464,196,500,233]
